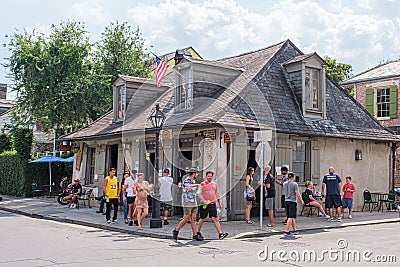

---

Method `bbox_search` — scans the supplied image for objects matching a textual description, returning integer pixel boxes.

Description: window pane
[377,88,390,117]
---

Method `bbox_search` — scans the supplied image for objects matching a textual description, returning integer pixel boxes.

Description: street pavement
[0,209,399,266]
[0,195,399,241]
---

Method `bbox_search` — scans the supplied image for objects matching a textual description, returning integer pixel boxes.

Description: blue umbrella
[61,156,74,163]
[30,155,63,193]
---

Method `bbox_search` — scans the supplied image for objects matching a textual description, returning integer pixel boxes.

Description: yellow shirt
[105,176,118,199]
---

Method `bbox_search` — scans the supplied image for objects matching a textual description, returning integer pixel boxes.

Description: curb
[1,204,399,240]
[233,217,400,239]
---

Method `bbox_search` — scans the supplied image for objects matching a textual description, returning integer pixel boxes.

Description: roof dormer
[284,53,327,119]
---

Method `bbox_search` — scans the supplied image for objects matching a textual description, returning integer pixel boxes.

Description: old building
[62,40,399,220]
[342,60,400,187]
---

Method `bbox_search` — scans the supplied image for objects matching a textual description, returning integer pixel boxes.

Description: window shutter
[365,88,374,115]
[389,85,397,119]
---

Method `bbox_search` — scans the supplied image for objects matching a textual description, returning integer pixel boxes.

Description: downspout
[392,142,396,191]
[353,82,357,99]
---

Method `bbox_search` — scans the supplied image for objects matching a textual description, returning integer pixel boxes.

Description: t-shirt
[323,173,342,195]
[72,184,82,196]
[342,183,356,199]
[182,176,197,203]
[283,180,299,203]
[124,177,136,197]
[159,176,173,202]
[281,174,288,194]
[199,181,218,204]
[305,188,313,203]
[264,173,275,198]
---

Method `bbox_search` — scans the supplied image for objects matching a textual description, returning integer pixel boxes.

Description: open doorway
[105,144,119,177]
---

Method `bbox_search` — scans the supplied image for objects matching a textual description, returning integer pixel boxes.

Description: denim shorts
[342,198,353,209]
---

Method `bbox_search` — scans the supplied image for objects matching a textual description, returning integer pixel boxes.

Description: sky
[1,0,400,99]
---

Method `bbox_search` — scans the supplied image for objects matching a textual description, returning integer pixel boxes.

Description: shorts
[325,195,342,208]
[199,203,218,219]
[342,198,353,209]
[182,202,198,215]
[127,196,135,204]
[160,201,173,211]
[281,195,286,209]
[285,201,297,219]
[265,197,274,210]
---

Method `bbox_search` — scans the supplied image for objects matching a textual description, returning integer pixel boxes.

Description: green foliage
[0,134,12,154]
[324,56,353,84]
[10,127,33,159]
[4,20,152,132]
[0,151,27,196]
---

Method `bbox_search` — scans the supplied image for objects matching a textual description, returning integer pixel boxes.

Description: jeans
[106,198,118,221]
[98,194,105,212]
[120,193,128,221]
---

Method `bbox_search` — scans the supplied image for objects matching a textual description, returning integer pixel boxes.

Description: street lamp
[149,103,165,228]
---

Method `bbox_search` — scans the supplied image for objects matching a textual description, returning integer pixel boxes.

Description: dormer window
[175,68,193,111]
[284,53,327,119]
[117,85,126,120]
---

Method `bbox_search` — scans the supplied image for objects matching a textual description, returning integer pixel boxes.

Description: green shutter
[389,85,398,119]
[365,88,374,115]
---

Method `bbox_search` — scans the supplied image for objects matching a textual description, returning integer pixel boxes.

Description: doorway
[105,144,119,177]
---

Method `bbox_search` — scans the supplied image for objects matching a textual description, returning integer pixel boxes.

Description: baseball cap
[163,168,170,174]
[189,167,198,173]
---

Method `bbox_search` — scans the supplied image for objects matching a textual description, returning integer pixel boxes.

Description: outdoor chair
[380,190,396,211]
[300,191,315,217]
[362,190,378,212]
[31,183,43,198]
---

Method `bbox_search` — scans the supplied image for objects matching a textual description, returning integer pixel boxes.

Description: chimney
[0,84,6,100]
[174,49,192,65]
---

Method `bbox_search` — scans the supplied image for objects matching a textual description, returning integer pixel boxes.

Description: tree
[87,21,152,117]
[324,56,354,96]
[4,21,152,132]
[4,21,91,132]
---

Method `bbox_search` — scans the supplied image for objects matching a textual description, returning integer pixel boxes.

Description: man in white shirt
[124,170,137,226]
[159,168,174,225]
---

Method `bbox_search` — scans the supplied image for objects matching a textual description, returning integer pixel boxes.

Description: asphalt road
[0,210,399,266]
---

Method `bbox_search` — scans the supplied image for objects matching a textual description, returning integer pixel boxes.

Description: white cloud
[72,0,110,25]
[127,0,400,74]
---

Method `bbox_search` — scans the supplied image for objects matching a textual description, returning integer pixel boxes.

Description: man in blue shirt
[322,167,342,222]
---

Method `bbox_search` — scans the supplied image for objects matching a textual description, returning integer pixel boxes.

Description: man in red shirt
[342,176,356,219]
[196,171,228,240]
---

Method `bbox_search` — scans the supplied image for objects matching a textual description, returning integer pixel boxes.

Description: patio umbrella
[61,156,74,163]
[29,155,63,193]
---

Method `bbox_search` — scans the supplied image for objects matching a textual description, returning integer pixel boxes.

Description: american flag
[155,56,169,87]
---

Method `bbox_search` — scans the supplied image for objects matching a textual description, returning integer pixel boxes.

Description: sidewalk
[1,195,399,240]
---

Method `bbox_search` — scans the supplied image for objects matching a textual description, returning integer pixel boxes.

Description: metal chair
[380,190,396,211]
[31,183,43,197]
[362,190,378,212]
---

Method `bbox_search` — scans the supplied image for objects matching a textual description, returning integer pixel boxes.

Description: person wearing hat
[63,178,82,208]
[173,167,203,241]
[159,168,173,225]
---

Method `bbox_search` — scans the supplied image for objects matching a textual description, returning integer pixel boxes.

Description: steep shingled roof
[342,60,400,85]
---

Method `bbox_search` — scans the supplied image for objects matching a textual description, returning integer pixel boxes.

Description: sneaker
[327,218,333,222]
[267,223,274,227]
[134,220,138,226]
[319,212,323,216]
[284,231,291,236]
[112,219,118,223]
[164,219,169,225]
[340,214,344,219]
[172,229,179,240]
[106,220,111,224]
[129,221,133,226]
[71,204,76,209]
[197,232,204,240]
[337,218,342,222]
[325,215,330,219]
[193,233,204,241]
[348,215,352,219]
[219,233,228,240]
[96,210,102,213]
[293,231,299,235]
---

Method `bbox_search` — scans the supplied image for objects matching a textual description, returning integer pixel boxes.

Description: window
[117,85,126,120]
[376,88,390,118]
[365,86,397,119]
[292,140,310,182]
[305,68,320,111]
[86,147,96,185]
[175,72,193,110]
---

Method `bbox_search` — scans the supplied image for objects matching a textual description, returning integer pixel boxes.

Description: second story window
[305,68,320,111]
[175,72,193,111]
[117,85,126,120]
[376,88,390,118]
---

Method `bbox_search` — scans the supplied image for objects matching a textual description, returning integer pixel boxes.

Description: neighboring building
[342,60,400,187]
[62,40,399,220]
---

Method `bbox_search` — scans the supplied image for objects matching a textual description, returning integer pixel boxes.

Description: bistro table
[370,192,389,212]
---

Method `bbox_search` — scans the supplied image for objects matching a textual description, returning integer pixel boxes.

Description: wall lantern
[355,149,362,160]
[73,145,80,153]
